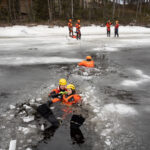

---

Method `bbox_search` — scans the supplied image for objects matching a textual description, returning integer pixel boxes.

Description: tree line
[0,0,150,25]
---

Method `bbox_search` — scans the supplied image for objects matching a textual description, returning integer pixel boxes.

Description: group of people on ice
[68,19,119,38]
[37,56,95,144]
[68,19,81,40]
[106,20,119,37]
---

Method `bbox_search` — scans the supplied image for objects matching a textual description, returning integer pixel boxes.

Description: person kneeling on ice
[78,56,95,68]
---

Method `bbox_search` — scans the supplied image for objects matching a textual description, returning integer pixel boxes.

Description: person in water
[78,56,95,68]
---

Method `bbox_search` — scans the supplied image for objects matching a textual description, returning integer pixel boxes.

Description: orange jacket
[62,94,81,106]
[48,87,67,98]
[78,60,95,68]
[68,22,73,28]
[52,94,81,106]
[76,23,80,30]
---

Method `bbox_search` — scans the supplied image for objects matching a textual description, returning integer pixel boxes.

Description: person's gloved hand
[59,91,68,95]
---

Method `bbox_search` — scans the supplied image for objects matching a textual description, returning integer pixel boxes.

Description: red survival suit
[106,22,112,31]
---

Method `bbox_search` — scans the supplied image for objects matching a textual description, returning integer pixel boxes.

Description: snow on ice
[121,69,150,87]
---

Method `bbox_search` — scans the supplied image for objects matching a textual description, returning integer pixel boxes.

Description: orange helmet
[69,19,72,22]
[77,20,80,23]
[86,56,92,60]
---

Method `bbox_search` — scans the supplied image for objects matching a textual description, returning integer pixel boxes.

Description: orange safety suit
[48,87,67,99]
[78,60,95,68]
[51,94,81,106]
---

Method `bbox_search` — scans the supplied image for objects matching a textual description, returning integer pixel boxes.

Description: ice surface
[36,97,42,102]
[121,69,150,87]
[18,127,30,135]
[0,56,83,66]
[9,105,16,110]
[23,105,32,110]
[0,25,150,67]
[102,103,137,115]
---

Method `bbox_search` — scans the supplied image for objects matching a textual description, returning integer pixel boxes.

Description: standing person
[68,19,73,37]
[106,20,112,37]
[114,20,119,37]
[76,20,81,40]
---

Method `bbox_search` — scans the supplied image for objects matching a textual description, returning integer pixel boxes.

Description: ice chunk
[101,129,112,137]
[18,127,30,135]
[29,99,35,104]
[9,140,17,150]
[23,105,31,110]
[26,148,32,150]
[41,124,44,131]
[1,125,5,129]
[105,139,111,146]
[102,103,137,115]
[22,116,34,123]
[19,111,26,115]
[9,105,16,110]
[36,97,42,102]
[27,139,32,143]
[50,106,55,110]
[8,114,14,120]
[28,124,36,128]
[83,72,88,76]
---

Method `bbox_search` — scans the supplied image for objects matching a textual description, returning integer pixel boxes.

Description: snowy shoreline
[0,25,150,37]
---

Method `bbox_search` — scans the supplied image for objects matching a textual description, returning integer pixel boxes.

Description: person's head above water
[59,78,67,90]
[67,84,76,95]
[86,56,92,61]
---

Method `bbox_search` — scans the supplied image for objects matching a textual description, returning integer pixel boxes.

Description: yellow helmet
[67,84,75,90]
[59,78,67,86]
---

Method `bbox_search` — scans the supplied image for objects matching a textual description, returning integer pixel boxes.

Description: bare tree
[112,0,116,19]
[47,0,52,22]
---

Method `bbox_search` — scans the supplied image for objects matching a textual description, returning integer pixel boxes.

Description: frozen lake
[0,25,150,150]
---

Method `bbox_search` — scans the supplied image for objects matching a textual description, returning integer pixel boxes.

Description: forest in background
[0,0,150,26]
